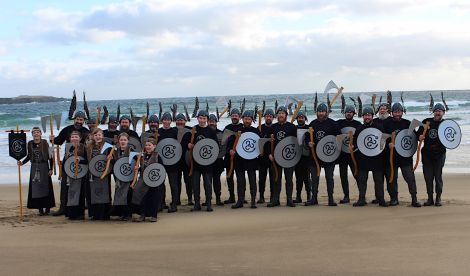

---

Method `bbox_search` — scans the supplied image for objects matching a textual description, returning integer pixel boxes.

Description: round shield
[193,138,220,166]
[113,157,135,182]
[340,127,356,153]
[357,128,384,157]
[128,136,142,153]
[217,133,226,158]
[89,154,108,177]
[64,156,88,179]
[395,130,417,158]
[438,119,462,149]
[236,132,260,160]
[143,163,166,187]
[274,136,301,168]
[156,138,183,166]
[316,135,341,163]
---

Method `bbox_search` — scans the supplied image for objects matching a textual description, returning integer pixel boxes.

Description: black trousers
[235,168,257,201]
[388,165,417,199]
[259,164,275,199]
[141,185,163,218]
[422,152,446,197]
[357,170,385,201]
[177,166,193,202]
[226,171,235,198]
[295,157,311,198]
[59,162,68,208]
[310,164,335,196]
[213,171,222,199]
[192,170,213,204]
[167,171,179,206]
[273,166,294,202]
[339,156,357,197]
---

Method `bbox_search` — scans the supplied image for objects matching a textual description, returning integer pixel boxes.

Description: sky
[1,0,470,100]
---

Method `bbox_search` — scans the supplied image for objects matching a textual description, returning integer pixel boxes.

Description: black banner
[8,132,27,161]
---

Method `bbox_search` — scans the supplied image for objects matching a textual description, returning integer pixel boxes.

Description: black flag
[9,132,27,161]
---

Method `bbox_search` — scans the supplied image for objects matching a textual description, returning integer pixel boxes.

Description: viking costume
[175,113,194,206]
[21,138,55,214]
[209,114,225,206]
[111,146,134,219]
[222,108,243,204]
[293,111,312,204]
[64,143,87,220]
[258,109,276,204]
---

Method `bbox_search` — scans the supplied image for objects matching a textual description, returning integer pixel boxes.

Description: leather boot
[257,196,265,204]
[304,194,318,206]
[231,199,244,209]
[293,193,302,203]
[216,196,224,206]
[339,195,350,204]
[378,199,389,207]
[389,196,399,206]
[191,201,201,211]
[224,195,235,204]
[328,195,337,206]
[423,195,434,206]
[286,198,296,207]
[250,197,257,209]
[168,202,177,213]
[353,197,367,207]
[411,195,421,208]
[206,201,213,212]
[52,206,65,216]
[435,194,442,207]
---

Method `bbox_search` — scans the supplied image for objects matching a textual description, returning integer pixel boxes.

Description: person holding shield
[305,103,340,207]
[223,108,243,204]
[184,110,219,212]
[208,114,225,206]
[258,109,276,204]
[229,110,261,209]
[417,103,447,207]
[175,113,194,206]
[351,107,388,207]
[268,106,297,207]
[18,127,55,216]
[336,105,362,204]
[50,110,89,216]
[158,112,180,213]
[383,103,421,207]
[293,110,312,204]
[372,103,392,204]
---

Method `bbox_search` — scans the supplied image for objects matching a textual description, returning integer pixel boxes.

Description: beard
[378,113,389,120]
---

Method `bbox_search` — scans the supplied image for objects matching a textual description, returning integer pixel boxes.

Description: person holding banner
[86,128,113,220]
[268,106,297,207]
[110,132,134,220]
[184,110,218,212]
[293,110,312,204]
[417,103,448,207]
[383,103,421,207]
[131,138,162,222]
[18,127,55,215]
[223,108,243,204]
[258,109,275,204]
[158,112,180,213]
[208,114,225,206]
[351,107,388,207]
[64,131,87,220]
[305,103,340,207]
[229,110,261,209]
[175,113,194,206]
[50,110,89,216]
[336,105,362,204]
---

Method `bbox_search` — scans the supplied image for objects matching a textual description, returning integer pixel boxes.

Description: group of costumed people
[17,90,458,222]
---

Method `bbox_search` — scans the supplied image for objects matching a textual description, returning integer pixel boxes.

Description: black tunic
[228,125,261,171]
[181,125,218,173]
[417,117,447,158]
[353,122,385,171]
[305,118,340,167]
[383,118,413,167]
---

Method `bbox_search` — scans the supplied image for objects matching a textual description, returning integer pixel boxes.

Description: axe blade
[54,113,62,130]
[221,129,236,145]
[408,119,423,134]
[100,142,113,154]
[40,116,49,133]
[258,138,271,155]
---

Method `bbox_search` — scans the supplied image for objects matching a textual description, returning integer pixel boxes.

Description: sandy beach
[1,173,470,275]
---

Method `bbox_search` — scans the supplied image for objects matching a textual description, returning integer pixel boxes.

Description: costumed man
[103,115,120,145]
[418,103,447,207]
[383,103,421,207]
[49,110,89,216]
[175,113,193,206]
[258,108,275,204]
[208,114,225,206]
[222,108,243,204]
[131,138,162,222]
[86,128,113,220]
[18,127,55,216]
[305,103,340,206]
[64,131,87,220]
[336,105,362,204]
[158,112,180,213]
[351,107,388,207]
[293,110,312,204]
[110,132,134,220]
[230,110,260,209]
[184,110,218,212]
[119,115,140,139]
[268,106,297,207]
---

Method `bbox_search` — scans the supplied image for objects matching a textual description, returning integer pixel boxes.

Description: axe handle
[142,116,147,133]
[219,106,229,118]
[348,131,358,176]
[74,146,79,178]
[389,132,396,184]
[330,87,344,107]
[309,128,320,177]
[56,145,62,179]
[130,154,141,189]
[101,147,115,179]
[188,127,196,177]
[258,110,263,132]
[50,114,56,175]
[413,122,430,172]
[270,134,279,181]
[290,101,303,123]
[228,131,241,178]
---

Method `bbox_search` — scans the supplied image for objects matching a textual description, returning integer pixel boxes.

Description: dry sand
[1,173,470,275]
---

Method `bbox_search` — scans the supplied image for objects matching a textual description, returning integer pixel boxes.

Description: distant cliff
[0,95,67,104]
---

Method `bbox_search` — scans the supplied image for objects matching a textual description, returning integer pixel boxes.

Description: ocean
[1,90,469,184]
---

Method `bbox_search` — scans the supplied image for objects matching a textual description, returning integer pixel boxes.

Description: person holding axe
[293,110,312,204]
[383,103,421,207]
[18,127,55,216]
[222,108,243,204]
[175,113,194,206]
[208,114,225,206]
[258,108,275,204]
